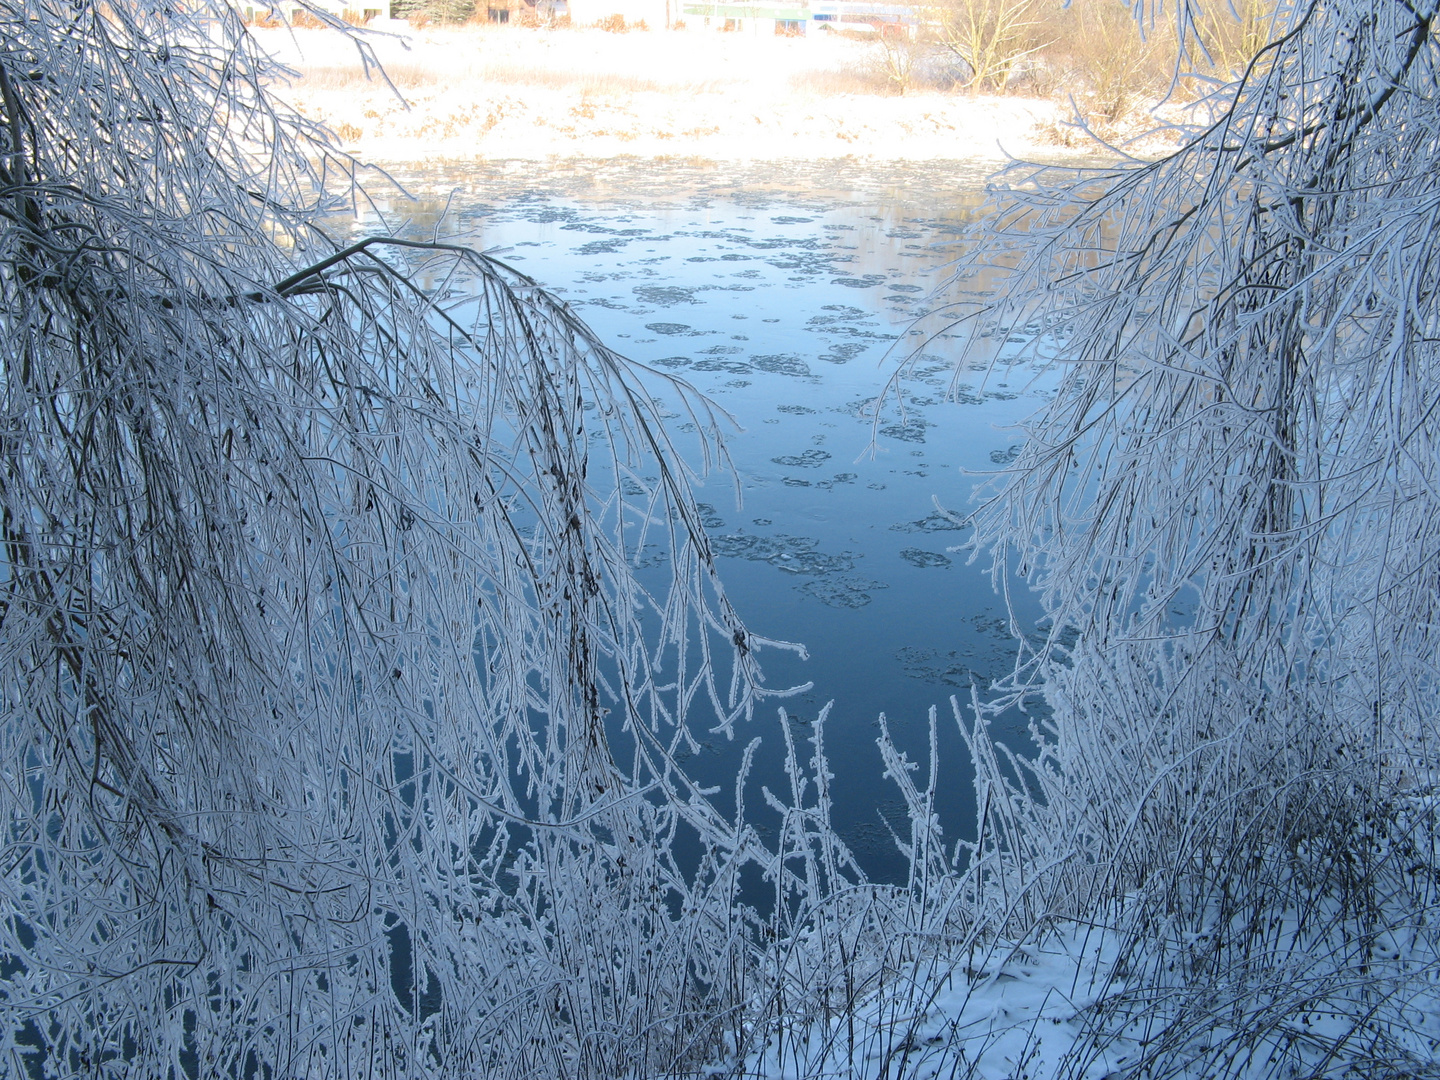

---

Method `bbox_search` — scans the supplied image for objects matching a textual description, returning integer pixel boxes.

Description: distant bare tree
[931,0,1046,91]
[1188,0,1275,77]
[874,23,922,94]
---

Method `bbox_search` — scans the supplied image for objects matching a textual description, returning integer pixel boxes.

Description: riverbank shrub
[927,0,1440,1072]
[392,0,476,25]
[0,1,804,1075]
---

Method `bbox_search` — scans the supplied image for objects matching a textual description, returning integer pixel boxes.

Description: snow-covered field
[259,24,1091,161]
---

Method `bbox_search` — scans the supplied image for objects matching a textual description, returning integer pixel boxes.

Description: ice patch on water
[750,354,811,377]
[694,503,726,529]
[809,305,870,324]
[692,359,751,374]
[899,548,951,568]
[896,616,1015,686]
[880,417,930,444]
[634,285,700,306]
[772,449,832,468]
[828,326,897,341]
[819,342,871,364]
[576,239,629,255]
[896,646,984,687]
[798,576,888,608]
[561,224,649,237]
[518,208,577,224]
[891,512,964,533]
[989,443,1023,464]
[710,533,855,578]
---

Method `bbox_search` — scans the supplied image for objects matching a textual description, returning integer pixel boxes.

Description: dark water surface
[353,159,1050,883]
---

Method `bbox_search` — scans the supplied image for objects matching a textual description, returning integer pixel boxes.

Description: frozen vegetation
[0,0,1438,1077]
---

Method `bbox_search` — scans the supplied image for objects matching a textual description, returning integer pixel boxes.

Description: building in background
[241,0,912,32]
[677,0,914,35]
[241,0,387,22]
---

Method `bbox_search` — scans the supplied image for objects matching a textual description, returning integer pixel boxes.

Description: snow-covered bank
[259,26,1099,162]
[735,892,1440,1079]
[736,923,1130,1080]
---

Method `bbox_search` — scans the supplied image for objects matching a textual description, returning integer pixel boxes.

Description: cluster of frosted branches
[0,1,821,1076]
[11,0,1440,1075]
[916,0,1440,1073]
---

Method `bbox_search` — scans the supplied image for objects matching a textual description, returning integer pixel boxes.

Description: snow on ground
[731,924,1133,1080]
[257,25,1103,162]
[729,896,1440,1079]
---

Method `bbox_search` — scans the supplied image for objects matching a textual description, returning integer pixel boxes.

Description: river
[351,157,1051,884]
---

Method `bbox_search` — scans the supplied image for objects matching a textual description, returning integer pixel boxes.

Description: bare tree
[932,0,1440,1073]
[931,0,1047,91]
[1189,0,1276,77]
[0,2,812,1076]
[873,24,923,95]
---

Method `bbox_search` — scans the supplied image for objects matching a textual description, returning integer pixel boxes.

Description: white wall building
[677,0,914,36]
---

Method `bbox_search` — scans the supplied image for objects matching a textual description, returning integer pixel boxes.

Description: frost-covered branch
[935,0,1440,1073]
[0,2,801,1076]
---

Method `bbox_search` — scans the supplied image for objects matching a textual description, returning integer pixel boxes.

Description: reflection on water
[352,158,1049,883]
